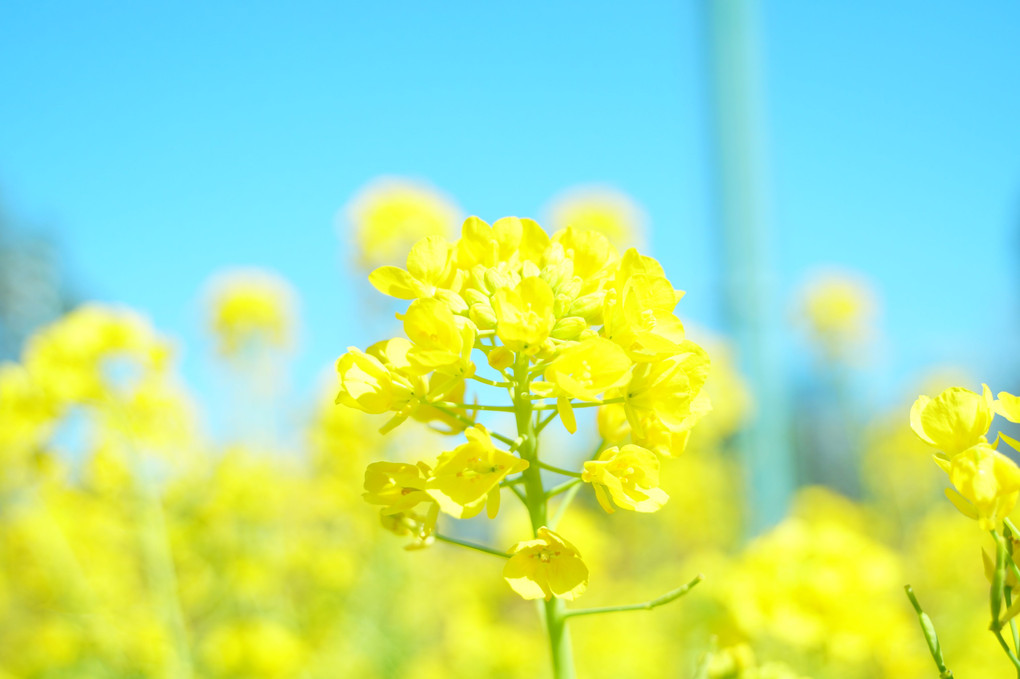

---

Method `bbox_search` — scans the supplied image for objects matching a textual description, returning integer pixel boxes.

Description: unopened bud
[568,291,605,321]
[469,303,498,330]
[487,346,513,371]
[551,316,587,340]
[435,289,468,314]
[463,288,491,307]
[484,268,509,293]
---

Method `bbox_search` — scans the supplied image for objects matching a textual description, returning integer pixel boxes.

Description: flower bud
[568,291,605,321]
[487,346,513,371]
[550,316,587,340]
[469,303,498,330]
[435,289,468,314]
[484,268,510,293]
[463,288,491,307]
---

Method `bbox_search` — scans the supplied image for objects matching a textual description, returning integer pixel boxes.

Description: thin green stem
[136,480,194,679]
[993,530,1020,676]
[531,398,621,412]
[469,374,512,389]
[512,354,575,679]
[563,574,704,619]
[546,478,582,500]
[434,533,509,559]
[904,585,954,679]
[993,628,1020,677]
[549,481,583,531]
[428,404,516,446]
[1006,517,1020,539]
[537,461,582,478]
[535,411,560,434]
[509,484,528,505]
[439,401,517,413]
[1007,588,1020,653]
[500,476,525,488]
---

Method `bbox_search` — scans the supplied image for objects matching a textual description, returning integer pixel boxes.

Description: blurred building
[0,201,74,360]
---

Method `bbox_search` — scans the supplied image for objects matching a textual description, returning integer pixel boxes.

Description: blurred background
[2,2,1020,678]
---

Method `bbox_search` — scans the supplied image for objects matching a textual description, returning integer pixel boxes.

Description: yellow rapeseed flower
[426,427,529,519]
[542,337,632,402]
[503,527,588,601]
[334,340,420,415]
[934,441,1020,530]
[910,385,994,456]
[582,444,668,513]
[491,276,556,355]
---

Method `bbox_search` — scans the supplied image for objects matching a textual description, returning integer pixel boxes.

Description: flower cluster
[910,384,1020,530]
[334,215,710,604]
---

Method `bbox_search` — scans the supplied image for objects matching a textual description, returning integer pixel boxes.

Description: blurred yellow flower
[205,268,295,356]
[797,271,876,359]
[547,185,646,250]
[346,177,461,268]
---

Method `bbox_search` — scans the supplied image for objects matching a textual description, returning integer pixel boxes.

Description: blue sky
[1,1,1018,417]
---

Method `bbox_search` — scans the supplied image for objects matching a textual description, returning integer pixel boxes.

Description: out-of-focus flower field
[0,181,1011,678]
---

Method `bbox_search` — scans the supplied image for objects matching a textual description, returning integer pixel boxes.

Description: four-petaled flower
[503,527,589,601]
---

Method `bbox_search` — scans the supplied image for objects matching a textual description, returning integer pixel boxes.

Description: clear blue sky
[1,1,1018,415]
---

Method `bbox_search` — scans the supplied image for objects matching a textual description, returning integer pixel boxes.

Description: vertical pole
[703,0,793,534]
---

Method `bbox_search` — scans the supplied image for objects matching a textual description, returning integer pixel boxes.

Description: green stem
[429,404,516,446]
[532,398,624,412]
[434,533,509,559]
[537,461,582,478]
[469,374,512,389]
[563,574,703,619]
[546,478,582,500]
[509,484,528,505]
[440,401,517,413]
[136,479,193,679]
[904,586,954,679]
[535,411,560,434]
[513,354,575,679]
[549,482,583,530]
[993,627,1020,678]
[993,531,1020,676]
[1007,588,1020,653]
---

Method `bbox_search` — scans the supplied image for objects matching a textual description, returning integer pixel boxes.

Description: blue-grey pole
[703,0,794,534]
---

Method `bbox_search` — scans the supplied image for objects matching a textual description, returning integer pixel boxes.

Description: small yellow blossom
[503,527,588,601]
[491,276,555,355]
[402,297,476,378]
[582,444,668,513]
[934,442,1020,530]
[995,391,1020,422]
[363,460,435,516]
[910,385,994,456]
[456,216,549,270]
[541,337,632,402]
[334,341,419,415]
[798,271,876,358]
[427,427,528,519]
[624,341,711,440]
